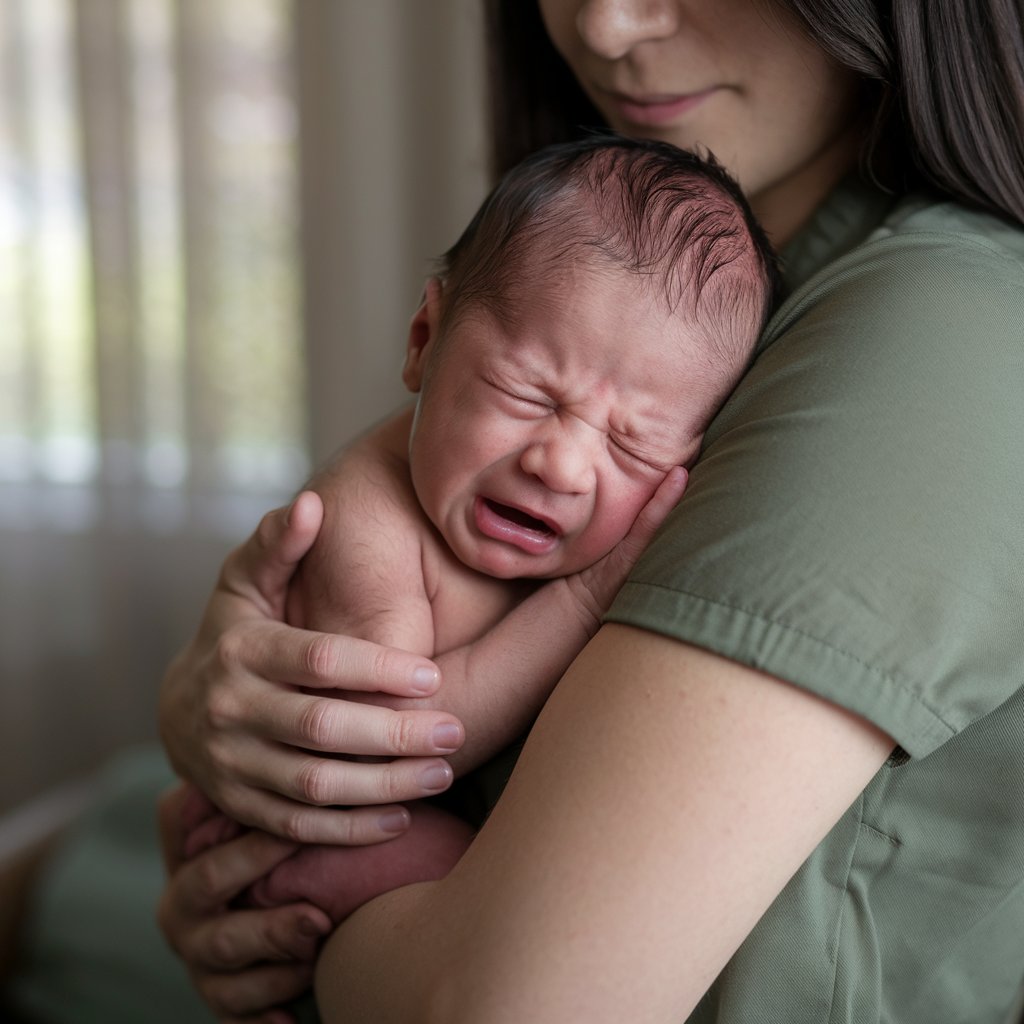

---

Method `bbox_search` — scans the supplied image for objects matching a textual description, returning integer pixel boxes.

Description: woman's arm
[316,625,894,1023]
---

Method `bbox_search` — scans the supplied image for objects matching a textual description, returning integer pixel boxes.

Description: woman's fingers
[187,902,331,970]
[221,783,418,845]
[243,686,462,758]
[234,736,455,806]
[199,960,315,1021]
[159,787,332,1022]
[174,619,464,834]
[173,702,461,840]
[219,619,443,699]
[618,465,688,559]
[571,466,689,617]
[166,828,301,917]
[208,740,460,840]
[220,491,324,618]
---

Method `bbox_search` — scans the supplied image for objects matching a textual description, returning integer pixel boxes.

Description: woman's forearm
[315,625,893,1023]
[316,881,446,1023]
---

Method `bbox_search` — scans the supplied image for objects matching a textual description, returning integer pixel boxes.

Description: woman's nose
[575,0,681,61]
[520,425,596,495]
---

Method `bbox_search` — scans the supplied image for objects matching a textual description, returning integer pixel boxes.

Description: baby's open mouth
[483,499,555,537]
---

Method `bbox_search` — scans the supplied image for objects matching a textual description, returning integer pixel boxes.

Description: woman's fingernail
[379,808,411,833]
[284,495,299,526]
[420,763,453,792]
[412,665,440,694]
[431,723,462,751]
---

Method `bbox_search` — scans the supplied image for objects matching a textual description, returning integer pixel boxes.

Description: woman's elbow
[313,881,468,1024]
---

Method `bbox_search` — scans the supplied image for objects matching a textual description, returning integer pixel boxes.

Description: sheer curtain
[295,1,488,462]
[0,0,486,813]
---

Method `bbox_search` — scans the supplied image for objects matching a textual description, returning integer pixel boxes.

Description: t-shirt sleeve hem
[606,580,957,759]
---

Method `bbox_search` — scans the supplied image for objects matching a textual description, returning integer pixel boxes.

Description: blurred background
[0,0,488,815]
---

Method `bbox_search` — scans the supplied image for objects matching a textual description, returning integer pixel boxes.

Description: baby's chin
[459,543,599,582]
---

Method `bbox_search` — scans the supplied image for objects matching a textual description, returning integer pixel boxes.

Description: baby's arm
[417,466,689,775]
[287,414,438,655]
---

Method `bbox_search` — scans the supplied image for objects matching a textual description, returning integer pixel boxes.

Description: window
[0,0,308,535]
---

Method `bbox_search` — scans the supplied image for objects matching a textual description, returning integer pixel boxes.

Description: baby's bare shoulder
[303,422,533,656]
[293,434,437,650]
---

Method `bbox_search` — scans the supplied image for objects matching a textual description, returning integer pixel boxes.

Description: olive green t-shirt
[607,178,1024,1022]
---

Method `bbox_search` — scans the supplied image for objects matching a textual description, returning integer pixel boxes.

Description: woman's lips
[474,497,559,555]
[601,87,717,127]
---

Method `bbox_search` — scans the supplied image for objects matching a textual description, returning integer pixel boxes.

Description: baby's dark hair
[435,134,780,398]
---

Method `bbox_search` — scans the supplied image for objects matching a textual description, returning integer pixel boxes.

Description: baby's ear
[402,277,444,393]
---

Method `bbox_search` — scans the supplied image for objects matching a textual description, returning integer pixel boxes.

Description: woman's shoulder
[765,188,1024,353]
[864,193,1024,290]
[612,187,1024,762]
[880,192,1024,262]
[783,179,1024,279]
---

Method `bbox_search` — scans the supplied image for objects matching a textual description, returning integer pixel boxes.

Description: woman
[159,1,1024,1021]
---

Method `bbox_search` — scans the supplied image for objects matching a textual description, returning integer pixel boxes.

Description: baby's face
[406,267,716,579]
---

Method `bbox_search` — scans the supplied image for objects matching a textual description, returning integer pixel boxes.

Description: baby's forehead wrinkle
[481,329,705,469]
[621,398,705,452]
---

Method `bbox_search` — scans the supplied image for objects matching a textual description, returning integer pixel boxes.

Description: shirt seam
[868,225,1024,270]
[609,580,959,737]
[826,792,865,1024]
[859,820,901,848]
[765,226,1024,349]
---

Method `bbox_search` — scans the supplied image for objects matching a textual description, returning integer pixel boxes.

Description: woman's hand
[157,784,332,1023]
[159,490,467,845]
[565,466,688,622]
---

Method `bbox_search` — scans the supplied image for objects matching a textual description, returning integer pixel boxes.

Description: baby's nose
[520,424,596,494]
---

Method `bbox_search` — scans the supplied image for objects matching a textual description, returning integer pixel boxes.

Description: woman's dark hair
[483,0,1024,226]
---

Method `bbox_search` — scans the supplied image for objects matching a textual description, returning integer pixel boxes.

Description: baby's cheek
[563,522,632,576]
[585,483,658,557]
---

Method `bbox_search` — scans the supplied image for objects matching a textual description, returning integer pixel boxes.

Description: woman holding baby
[158,2,1024,1021]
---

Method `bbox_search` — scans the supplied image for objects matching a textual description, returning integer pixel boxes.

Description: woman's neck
[751,127,863,247]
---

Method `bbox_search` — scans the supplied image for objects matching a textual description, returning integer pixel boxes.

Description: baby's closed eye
[484,377,552,416]
[608,435,672,476]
